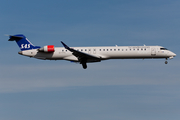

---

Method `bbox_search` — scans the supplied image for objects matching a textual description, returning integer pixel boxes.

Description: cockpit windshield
[160,48,168,50]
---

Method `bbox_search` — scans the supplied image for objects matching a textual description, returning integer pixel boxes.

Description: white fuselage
[19,45,176,62]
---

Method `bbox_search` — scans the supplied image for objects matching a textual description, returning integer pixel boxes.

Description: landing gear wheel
[165,61,168,64]
[80,58,87,69]
[82,62,87,69]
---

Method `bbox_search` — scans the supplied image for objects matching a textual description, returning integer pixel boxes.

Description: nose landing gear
[165,58,168,64]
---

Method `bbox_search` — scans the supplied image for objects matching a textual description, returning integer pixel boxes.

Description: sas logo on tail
[21,44,31,49]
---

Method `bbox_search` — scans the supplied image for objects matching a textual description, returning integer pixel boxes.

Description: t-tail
[8,34,41,51]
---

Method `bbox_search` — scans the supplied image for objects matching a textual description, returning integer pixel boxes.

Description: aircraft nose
[168,52,176,59]
[170,52,176,57]
[173,53,176,57]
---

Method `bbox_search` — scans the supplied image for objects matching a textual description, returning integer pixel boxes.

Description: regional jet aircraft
[8,34,176,69]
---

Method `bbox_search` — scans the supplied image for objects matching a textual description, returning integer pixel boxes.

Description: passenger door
[151,47,156,56]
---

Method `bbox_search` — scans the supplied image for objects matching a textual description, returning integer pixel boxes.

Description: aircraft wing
[61,41,101,63]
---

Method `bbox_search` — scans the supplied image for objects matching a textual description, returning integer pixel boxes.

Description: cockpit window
[160,48,168,50]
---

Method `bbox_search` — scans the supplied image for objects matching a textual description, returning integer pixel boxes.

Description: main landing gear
[82,62,87,69]
[80,58,87,69]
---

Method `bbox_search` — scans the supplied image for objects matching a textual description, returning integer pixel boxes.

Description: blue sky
[0,0,180,120]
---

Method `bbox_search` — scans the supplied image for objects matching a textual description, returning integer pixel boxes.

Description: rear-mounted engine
[38,45,55,52]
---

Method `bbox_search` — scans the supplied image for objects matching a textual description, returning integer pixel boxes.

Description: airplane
[8,34,176,69]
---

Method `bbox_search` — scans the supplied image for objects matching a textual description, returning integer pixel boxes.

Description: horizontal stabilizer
[8,35,24,41]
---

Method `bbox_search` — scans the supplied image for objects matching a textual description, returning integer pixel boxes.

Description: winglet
[61,41,70,50]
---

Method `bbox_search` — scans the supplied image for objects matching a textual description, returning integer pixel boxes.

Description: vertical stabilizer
[9,34,40,51]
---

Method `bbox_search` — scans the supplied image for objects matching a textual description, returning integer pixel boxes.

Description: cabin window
[118,49,120,51]
[133,49,135,51]
[110,49,112,51]
[126,49,127,51]
[144,49,146,50]
[99,49,101,51]
[81,49,83,51]
[107,49,108,51]
[66,50,67,52]
[85,49,87,51]
[130,49,131,51]
[114,49,116,51]
[62,50,64,52]
[141,48,143,50]
[122,49,123,51]
[137,49,139,51]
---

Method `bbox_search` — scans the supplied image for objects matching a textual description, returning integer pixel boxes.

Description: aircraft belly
[34,52,71,60]
[63,56,78,62]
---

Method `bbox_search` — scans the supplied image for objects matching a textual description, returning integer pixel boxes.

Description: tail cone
[18,51,22,55]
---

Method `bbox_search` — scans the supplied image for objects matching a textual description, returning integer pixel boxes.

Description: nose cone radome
[169,52,176,59]
[172,53,176,57]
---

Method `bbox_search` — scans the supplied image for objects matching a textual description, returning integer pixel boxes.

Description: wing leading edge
[61,41,101,69]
